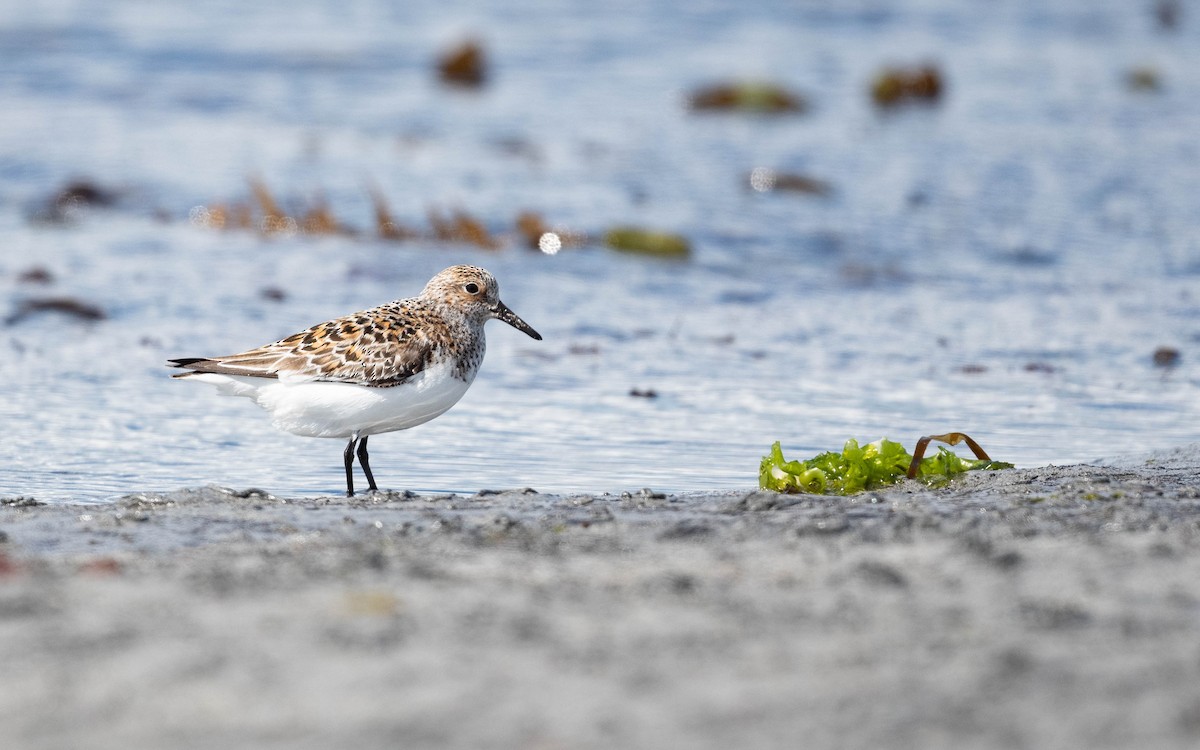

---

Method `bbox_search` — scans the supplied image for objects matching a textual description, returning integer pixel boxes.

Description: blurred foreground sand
[4,449,1200,749]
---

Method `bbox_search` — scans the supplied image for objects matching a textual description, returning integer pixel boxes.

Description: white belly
[183,359,473,438]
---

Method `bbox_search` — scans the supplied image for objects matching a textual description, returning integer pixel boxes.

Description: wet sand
[4,449,1200,749]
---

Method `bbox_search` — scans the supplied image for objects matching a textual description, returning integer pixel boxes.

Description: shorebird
[169,265,541,495]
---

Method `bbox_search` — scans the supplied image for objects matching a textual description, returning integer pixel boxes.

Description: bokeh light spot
[538,232,562,255]
[749,167,776,192]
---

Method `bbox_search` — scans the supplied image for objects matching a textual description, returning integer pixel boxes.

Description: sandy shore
[4,450,1200,749]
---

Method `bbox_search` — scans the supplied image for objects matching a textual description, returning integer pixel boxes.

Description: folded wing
[169,305,436,388]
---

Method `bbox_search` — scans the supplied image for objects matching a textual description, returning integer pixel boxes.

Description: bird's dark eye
[464,282,480,294]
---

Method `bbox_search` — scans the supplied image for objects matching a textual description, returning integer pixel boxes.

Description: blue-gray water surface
[2,1,1199,501]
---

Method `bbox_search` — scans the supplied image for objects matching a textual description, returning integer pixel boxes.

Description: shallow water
[1,0,1199,501]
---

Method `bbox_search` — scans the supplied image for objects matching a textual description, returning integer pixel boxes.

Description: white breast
[182,358,473,438]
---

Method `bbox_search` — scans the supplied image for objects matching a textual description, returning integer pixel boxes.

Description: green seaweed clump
[759,438,1011,495]
[688,82,807,114]
[604,227,691,259]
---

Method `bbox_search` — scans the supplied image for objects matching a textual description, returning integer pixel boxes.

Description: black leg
[357,435,379,492]
[343,437,357,497]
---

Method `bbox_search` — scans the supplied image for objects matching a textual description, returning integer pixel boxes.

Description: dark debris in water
[193,178,599,254]
[29,179,121,224]
[369,184,418,241]
[490,136,543,163]
[999,246,1058,267]
[16,267,54,285]
[6,297,107,326]
[57,180,118,207]
[191,178,358,238]
[428,208,501,250]
[688,81,807,114]
[1024,362,1057,374]
[870,64,944,108]
[838,261,908,287]
[1153,346,1181,368]
[45,174,675,260]
[1126,66,1163,92]
[437,39,488,88]
[747,168,832,197]
[1155,0,1182,30]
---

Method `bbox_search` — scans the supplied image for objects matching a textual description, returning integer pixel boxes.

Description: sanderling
[169,265,541,496]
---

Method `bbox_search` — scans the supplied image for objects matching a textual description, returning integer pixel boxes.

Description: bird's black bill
[493,300,542,340]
